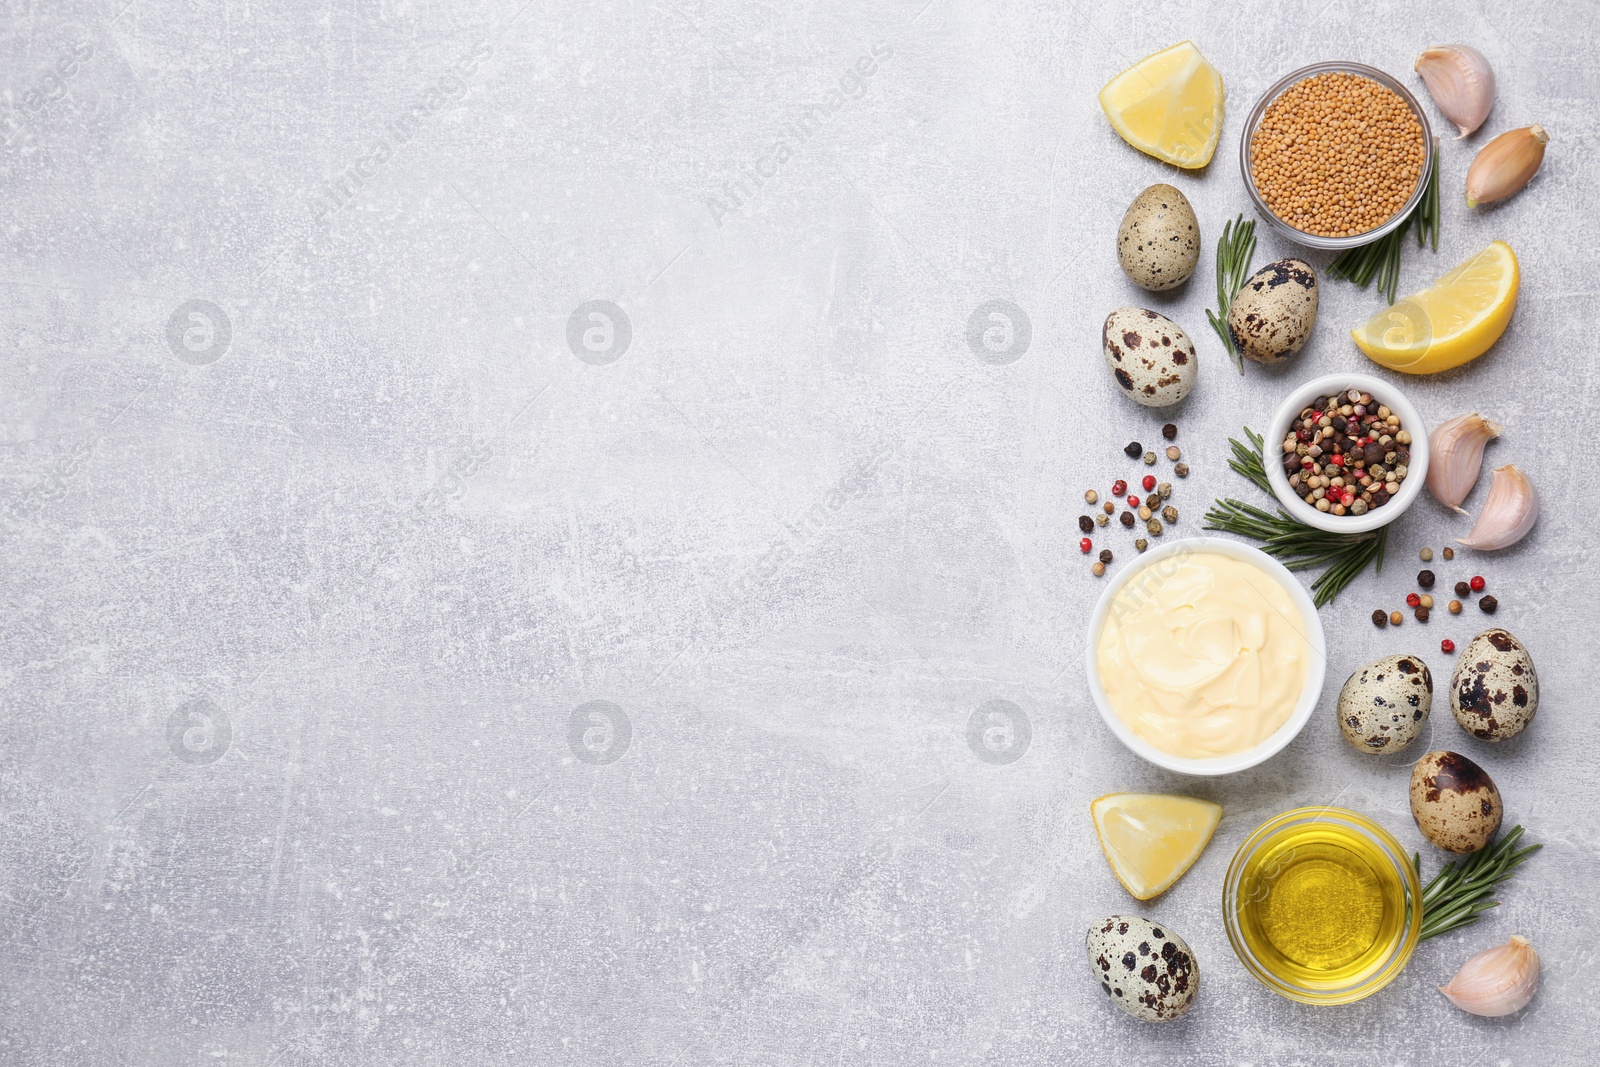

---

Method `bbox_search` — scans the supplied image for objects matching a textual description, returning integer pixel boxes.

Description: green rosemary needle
[1203,428,1387,607]
[1205,214,1257,375]
[1416,825,1541,941]
[1328,138,1442,304]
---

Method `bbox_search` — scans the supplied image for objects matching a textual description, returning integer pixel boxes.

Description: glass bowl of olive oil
[1223,807,1422,1004]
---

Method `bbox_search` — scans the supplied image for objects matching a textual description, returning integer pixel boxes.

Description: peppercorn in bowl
[1264,373,1430,534]
[1240,62,1434,249]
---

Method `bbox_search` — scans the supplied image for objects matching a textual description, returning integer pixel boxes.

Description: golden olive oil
[1234,820,1409,990]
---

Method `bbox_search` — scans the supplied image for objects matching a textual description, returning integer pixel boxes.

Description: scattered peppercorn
[1406,592,1421,608]
[1112,479,1127,497]
[1143,451,1157,465]
[1124,441,1143,459]
[1470,575,1486,592]
[1078,515,1094,533]
[1092,561,1106,577]
[1174,462,1190,477]
[1161,505,1178,523]
[1085,489,1099,505]
[1165,445,1181,461]
[1479,595,1498,614]
[1079,537,1092,554]
[1454,581,1471,598]
[1147,518,1164,536]
[1371,609,1388,628]
[1441,638,1455,654]
[1099,548,1113,564]
[1419,548,1433,562]
[1135,538,1149,552]
[1142,474,1157,492]
[1442,547,1455,560]
[1120,512,1135,527]
[1128,495,1140,508]
[1390,611,1404,626]
[1096,513,1110,527]
[1103,501,1116,515]
[1162,423,1178,440]
[1137,505,1151,521]
[1157,482,1172,500]
[1420,594,1434,610]
[1417,569,1435,588]
[1415,606,1430,622]
[1448,599,1462,614]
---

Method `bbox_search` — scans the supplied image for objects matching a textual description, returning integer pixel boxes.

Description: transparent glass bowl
[1239,61,1435,250]
[1223,807,1423,1004]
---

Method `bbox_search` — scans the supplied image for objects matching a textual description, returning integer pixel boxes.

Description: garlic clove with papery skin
[1457,465,1539,551]
[1466,126,1550,208]
[1415,45,1496,139]
[1439,935,1539,1017]
[1426,413,1502,514]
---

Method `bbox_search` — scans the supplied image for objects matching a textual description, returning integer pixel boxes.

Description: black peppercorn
[1415,606,1430,622]
[1417,569,1435,588]
[1162,423,1177,440]
[1098,549,1113,564]
[1454,581,1472,598]
[1120,511,1135,527]
[1479,595,1499,614]
[1124,441,1143,458]
[1078,515,1093,533]
[1371,609,1388,628]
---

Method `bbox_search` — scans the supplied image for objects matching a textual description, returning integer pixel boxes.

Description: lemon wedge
[1352,240,1520,374]
[1098,41,1224,168]
[1091,793,1222,900]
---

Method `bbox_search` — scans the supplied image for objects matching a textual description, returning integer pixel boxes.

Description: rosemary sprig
[1205,214,1257,374]
[1327,137,1442,304]
[1416,825,1541,941]
[1203,428,1387,607]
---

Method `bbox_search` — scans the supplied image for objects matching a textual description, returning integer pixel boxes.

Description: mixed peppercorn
[1281,390,1411,516]
[1371,548,1501,654]
[1077,427,1189,574]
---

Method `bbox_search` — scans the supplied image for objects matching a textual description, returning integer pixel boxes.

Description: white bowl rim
[1083,536,1327,776]
[1263,372,1431,535]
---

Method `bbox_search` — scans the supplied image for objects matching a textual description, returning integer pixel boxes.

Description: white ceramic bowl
[1264,372,1430,535]
[1083,537,1326,776]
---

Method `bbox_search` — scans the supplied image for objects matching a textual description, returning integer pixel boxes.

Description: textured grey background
[3,0,1597,1063]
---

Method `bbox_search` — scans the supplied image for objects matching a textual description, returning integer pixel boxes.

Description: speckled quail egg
[1410,749,1503,853]
[1086,915,1198,1022]
[1117,184,1200,291]
[1226,258,1319,365]
[1337,653,1432,753]
[1450,629,1539,742]
[1102,307,1196,408]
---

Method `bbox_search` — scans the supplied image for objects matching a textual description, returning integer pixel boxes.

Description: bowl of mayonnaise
[1084,537,1326,775]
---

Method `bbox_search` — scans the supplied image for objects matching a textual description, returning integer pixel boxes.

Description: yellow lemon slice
[1352,240,1519,375]
[1091,793,1222,900]
[1098,41,1224,169]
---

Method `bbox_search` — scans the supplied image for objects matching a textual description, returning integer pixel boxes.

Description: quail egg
[1117,184,1201,291]
[1086,915,1198,1022]
[1227,258,1319,365]
[1102,307,1196,408]
[1450,628,1539,742]
[1336,653,1432,753]
[1410,749,1503,853]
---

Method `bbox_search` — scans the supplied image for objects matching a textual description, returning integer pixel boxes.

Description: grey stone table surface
[3,0,1598,1063]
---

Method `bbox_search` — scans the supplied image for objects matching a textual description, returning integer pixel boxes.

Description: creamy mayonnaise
[1095,550,1312,759]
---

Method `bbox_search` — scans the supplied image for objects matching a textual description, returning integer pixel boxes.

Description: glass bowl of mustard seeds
[1240,62,1434,250]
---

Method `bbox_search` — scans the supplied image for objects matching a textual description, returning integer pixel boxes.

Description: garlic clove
[1415,45,1496,139]
[1439,934,1539,1017]
[1426,413,1502,514]
[1457,464,1539,550]
[1466,125,1550,208]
